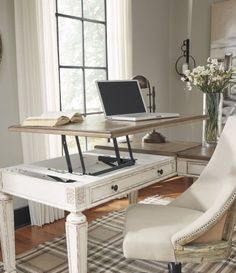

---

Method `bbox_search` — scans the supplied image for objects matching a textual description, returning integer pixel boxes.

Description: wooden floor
[0,176,193,259]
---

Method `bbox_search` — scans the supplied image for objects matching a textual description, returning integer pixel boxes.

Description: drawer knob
[157,169,164,175]
[111,185,119,192]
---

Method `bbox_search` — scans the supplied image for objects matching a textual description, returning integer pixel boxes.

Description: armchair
[123,116,236,273]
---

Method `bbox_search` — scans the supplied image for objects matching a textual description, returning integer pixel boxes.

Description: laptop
[96,80,179,121]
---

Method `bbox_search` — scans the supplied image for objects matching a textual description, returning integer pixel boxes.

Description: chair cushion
[123,204,203,262]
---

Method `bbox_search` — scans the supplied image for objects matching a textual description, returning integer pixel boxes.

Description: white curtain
[107,0,133,80]
[14,0,64,226]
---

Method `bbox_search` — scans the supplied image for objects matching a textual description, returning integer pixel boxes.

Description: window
[55,0,108,151]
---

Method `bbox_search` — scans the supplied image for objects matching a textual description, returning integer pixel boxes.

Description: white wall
[132,0,172,112]
[132,0,220,142]
[168,0,203,142]
[0,0,27,209]
[132,0,172,139]
[168,0,221,142]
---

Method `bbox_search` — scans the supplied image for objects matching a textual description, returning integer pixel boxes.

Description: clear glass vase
[203,92,223,146]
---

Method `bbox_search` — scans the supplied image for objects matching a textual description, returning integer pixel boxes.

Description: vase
[203,92,223,146]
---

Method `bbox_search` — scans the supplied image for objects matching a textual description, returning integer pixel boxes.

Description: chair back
[171,116,236,212]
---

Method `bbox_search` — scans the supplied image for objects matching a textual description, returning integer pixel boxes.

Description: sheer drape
[14,0,64,226]
[14,0,132,225]
[107,0,133,79]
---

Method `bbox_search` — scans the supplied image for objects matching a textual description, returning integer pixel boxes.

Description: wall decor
[175,39,196,77]
[211,0,236,125]
[0,34,2,64]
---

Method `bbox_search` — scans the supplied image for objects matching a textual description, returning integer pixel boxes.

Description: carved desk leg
[128,190,138,205]
[66,212,88,273]
[0,192,16,273]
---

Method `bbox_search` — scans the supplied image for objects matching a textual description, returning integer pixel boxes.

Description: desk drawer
[90,160,175,203]
[187,161,206,175]
[177,158,207,176]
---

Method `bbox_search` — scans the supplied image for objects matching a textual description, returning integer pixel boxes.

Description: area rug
[0,196,235,273]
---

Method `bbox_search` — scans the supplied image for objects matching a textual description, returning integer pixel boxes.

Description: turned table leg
[128,190,138,204]
[66,212,88,273]
[0,192,16,273]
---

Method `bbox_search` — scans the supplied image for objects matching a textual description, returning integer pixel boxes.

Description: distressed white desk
[0,114,206,273]
[0,151,176,273]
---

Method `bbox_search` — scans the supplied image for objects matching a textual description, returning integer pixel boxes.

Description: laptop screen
[97,81,146,116]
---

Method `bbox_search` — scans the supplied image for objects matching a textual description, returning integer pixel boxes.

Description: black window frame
[55,0,108,150]
[55,0,108,115]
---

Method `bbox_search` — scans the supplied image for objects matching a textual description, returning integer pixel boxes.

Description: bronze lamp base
[143,130,166,143]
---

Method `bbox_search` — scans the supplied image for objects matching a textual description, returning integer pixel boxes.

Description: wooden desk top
[96,141,201,156]
[177,145,215,161]
[96,141,215,162]
[9,114,207,138]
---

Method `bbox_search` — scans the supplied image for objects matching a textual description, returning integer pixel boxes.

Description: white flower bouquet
[182,57,234,93]
[182,58,235,145]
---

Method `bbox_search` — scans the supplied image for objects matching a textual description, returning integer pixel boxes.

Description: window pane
[58,0,82,17]
[60,69,84,112]
[59,17,82,66]
[84,22,106,67]
[83,0,105,21]
[85,69,106,113]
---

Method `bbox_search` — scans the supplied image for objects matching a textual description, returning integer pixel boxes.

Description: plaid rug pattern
[0,196,236,273]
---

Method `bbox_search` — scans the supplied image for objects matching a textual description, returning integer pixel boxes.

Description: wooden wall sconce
[0,34,2,64]
[175,39,196,77]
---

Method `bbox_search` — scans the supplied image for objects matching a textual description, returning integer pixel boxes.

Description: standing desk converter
[0,114,206,273]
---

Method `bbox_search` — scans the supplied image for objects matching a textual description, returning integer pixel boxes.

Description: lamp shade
[132,75,150,89]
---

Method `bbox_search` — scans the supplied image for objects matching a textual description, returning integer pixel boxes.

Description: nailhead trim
[173,192,236,248]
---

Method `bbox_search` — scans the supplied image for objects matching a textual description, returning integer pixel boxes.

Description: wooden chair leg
[168,262,182,273]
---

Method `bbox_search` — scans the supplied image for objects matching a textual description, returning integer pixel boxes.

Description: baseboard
[14,206,31,229]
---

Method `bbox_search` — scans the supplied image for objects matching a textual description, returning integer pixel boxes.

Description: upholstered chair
[123,116,236,273]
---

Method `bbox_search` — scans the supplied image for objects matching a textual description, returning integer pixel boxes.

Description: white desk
[0,150,176,273]
[1,114,207,273]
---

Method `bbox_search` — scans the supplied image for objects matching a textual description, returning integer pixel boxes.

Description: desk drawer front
[177,158,207,176]
[90,160,175,203]
[187,161,206,175]
[156,162,174,178]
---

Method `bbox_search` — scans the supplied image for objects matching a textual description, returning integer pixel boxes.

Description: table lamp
[132,75,165,143]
